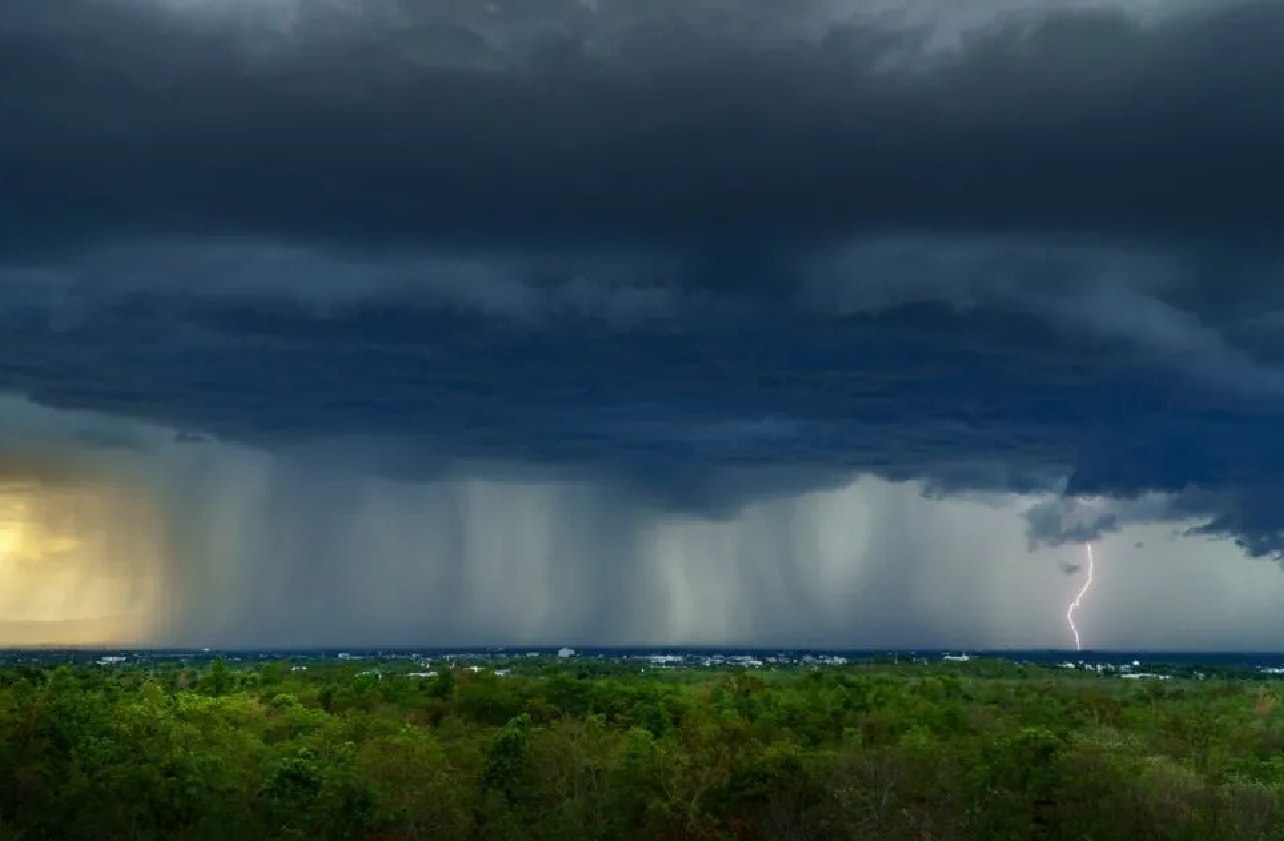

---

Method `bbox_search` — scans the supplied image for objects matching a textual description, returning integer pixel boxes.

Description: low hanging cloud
[6,233,1284,558]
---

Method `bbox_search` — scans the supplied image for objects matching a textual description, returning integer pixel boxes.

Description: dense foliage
[2,657,1284,840]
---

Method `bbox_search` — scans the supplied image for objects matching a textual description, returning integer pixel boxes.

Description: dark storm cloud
[4,0,1284,561]
[7,252,1284,557]
[1,0,1284,255]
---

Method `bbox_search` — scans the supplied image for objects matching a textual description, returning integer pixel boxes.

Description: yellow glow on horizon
[0,521,82,561]
[0,479,168,646]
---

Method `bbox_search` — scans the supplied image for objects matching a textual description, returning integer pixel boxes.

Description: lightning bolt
[1066,543,1095,651]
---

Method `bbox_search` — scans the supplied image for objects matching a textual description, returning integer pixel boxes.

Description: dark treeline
[2,657,1284,840]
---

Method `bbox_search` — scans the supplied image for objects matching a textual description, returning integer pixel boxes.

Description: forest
[2,655,1284,840]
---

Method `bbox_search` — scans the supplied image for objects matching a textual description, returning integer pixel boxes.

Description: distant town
[5,646,1284,681]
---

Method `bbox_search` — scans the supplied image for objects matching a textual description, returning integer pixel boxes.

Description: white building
[558,647,575,658]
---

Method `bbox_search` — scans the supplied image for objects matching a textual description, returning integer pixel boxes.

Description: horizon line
[3,645,1284,656]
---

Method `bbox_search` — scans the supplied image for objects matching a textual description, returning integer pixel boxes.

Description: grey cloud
[10,234,1284,554]
[10,231,1284,554]
[802,236,1284,400]
[1023,494,1169,548]
[7,0,1284,578]
[2,0,1284,257]
[1022,489,1284,560]
[0,240,691,327]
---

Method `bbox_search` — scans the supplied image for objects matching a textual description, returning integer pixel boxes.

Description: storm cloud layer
[3,0,1284,252]
[2,0,1284,646]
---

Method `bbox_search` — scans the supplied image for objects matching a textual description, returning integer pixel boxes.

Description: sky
[2,0,1284,649]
